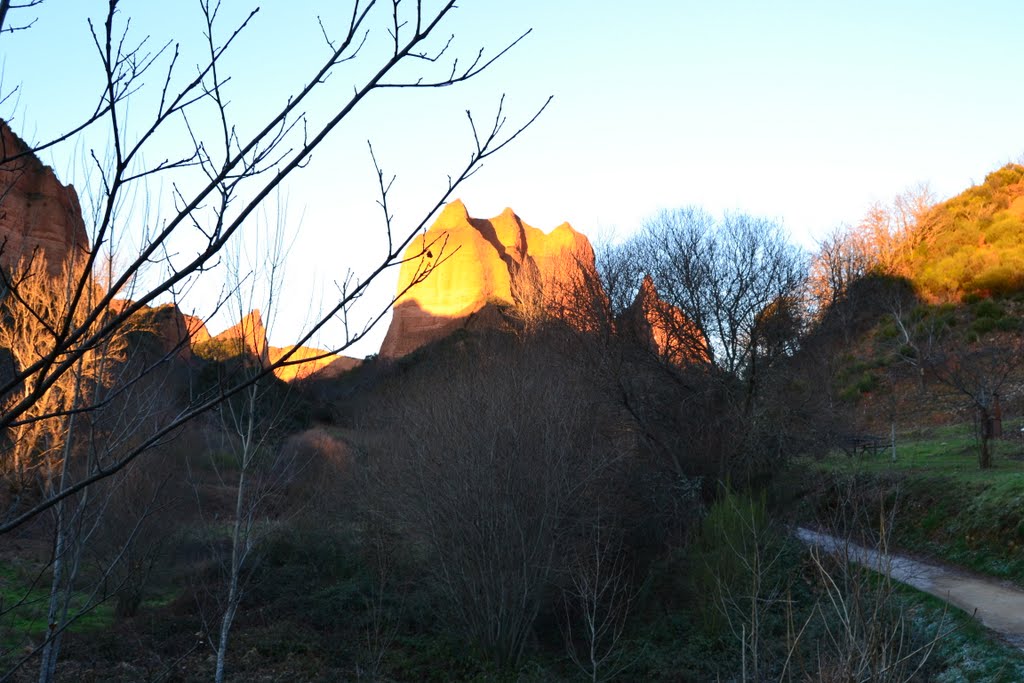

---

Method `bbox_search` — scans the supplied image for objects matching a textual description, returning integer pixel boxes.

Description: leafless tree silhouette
[0,0,549,538]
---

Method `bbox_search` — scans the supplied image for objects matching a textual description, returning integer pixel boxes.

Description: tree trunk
[979,407,993,469]
[37,500,65,683]
[890,422,896,462]
[38,406,81,683]
[215,387,257,683]
[214,463,247,683]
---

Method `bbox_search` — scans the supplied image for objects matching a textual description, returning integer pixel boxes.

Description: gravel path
[795,526,1024,649]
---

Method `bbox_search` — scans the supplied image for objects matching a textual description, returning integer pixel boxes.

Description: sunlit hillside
[911,163,1024,299]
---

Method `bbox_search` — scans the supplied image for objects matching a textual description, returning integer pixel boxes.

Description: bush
[971,298,1004,319]
[996,316,1022,332]
[690,488,796,679]
[971,317,997,335]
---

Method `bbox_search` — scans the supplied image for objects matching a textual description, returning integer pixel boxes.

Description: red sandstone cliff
[268,345,361,382]
[621,275,709,365]
[0,119,89,275]
[380,200,596,358]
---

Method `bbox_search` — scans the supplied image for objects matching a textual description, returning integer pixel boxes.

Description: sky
[4,1,1024,357]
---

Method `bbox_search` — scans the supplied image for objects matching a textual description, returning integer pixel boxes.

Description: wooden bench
[838,434,889,457]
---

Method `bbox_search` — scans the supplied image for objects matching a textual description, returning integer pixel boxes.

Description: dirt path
[796,527,1024,649]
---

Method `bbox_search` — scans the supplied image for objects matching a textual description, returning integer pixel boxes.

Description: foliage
[910,164,1024,299]
[689,488,798,678]
[192,336,251,363]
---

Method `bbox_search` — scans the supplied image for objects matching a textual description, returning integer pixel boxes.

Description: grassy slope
[776,424,1024,678]
[911,163,1024,299]
[0,560,115,669]
[804,422,1024,582]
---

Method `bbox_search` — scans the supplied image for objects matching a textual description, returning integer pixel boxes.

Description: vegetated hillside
[910,163,1024,299]
[785,165,1024,631]
[819,286,1024,436]
[803,163,1024,437]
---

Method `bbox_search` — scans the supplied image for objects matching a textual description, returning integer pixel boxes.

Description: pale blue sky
[4,1,1024,356]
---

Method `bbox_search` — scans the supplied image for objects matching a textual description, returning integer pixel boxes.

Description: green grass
[1,560,115,657]
[816,422,1024,484]
[799,421,1024,583]
[899,585,1024,682]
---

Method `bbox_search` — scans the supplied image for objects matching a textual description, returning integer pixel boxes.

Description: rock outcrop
[131,303,210,361]
[0,119,89,275]
[268,345,361,382]
[380,200,597,358]
[621,276,708,365]
[198,309,357,381]
[210,309,271,365]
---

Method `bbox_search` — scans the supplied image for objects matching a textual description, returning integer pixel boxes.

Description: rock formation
[380,200,597,358]
[184,313,211,346]
[200,309,357,381]
[0,119,89,275]
[131,303,210,361]
[268,345,361,382]
[621,276,708,365]
[209,309,271,365]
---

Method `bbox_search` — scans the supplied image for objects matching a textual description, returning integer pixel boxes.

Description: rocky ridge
[0,119,352,382]
[200,309,358,381]
[380,200,597,358]
[380,200,699,361]
[0,119,89,275]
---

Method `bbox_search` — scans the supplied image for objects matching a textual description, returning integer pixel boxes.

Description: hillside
[911,163,1024,299]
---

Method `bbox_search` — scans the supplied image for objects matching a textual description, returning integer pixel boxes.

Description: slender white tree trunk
[37,498,65,683]
[214,387,257,683]
[38,411,77,683]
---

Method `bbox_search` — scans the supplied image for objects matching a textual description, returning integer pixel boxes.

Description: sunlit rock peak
[0,119,89,275]
[380,199,596,358]
[622,275,708,365]
[208,310,358,382]
[268,345,361,382]
[141,303,210,361]
[212,309,271,365]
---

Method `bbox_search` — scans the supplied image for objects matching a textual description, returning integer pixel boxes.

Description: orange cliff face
[379,200,598,358]
[621,276,709,365]
[205,309,359,382]
[268,345,361,382]
[0,119,89,275]
[212,309,271,365]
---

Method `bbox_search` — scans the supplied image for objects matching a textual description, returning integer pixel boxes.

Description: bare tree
[696,489,789,681]
[603,208,807,481]
[924,334,1022,470]
[356,520,401,681]
[633,208,806,380]
[789,484,950,681]
[808,224,876,316]
[882,297,1022,470]
[0,0,43,36]
[363,339,621,667]
[0,3,547,679]
[0,0,549,537]
[0,255,174,683]
[809,184,936,314]
[560,514,637,683]
[185,220,309,683]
